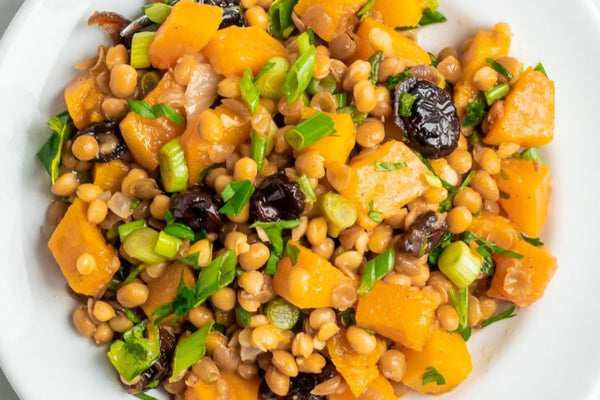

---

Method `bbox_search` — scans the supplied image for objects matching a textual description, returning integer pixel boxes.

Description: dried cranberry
[397,211,448,257]
[250,172,305,223]
[170,187,224,233]
[394,76,460,158]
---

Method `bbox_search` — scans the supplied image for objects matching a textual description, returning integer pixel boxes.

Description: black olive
[126,327,176,393]
[170,186,225,233]
[396,211,448,257]
[250,172,305,223]
[258,360,336,400]
[72,120,128,162]
[394,77,460,159]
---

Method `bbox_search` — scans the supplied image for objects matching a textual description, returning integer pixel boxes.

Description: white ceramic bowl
[1,1,600,399]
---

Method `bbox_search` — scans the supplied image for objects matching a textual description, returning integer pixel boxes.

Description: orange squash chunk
[93,160,130,193]
[294,0,367,41]
[182,105,252,185]
[301,110,355,165]
[372,0,423,29]
[488,240,557,307]
[402,327,472,395]
[185,371,261,400]
[148,2,223,70]
[141,263,196,319]
[64,71,105,129]
[48,199,120,296]
[495,158,552,237]
[468,212,521,250]
[353,17,431,64]
[327,330,386,397]
[356,281,437,351]
[273,241,352,309]
[340,140,429,231]
[329,374,396,400]
[203,26,286,76]
[454,23,512,118]
[120,71,186,171]
[484,68,555,147]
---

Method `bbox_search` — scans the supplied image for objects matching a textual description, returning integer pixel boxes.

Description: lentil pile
[40,0,558,398]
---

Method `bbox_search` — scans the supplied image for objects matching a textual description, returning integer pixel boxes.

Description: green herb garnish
[284,112,336,150]
[357,0,377,17]
[486,57,512,80]
[235,305,252,327]
[219,180,255,216]
[358,248,395,295]
[484,83,510,106]
[534,62,548,78]
[449,288,471,341]
[367,200,383,223]
[368,51,384,85]
[172,321,214,377]
[284,32,316,103]
[240,68,260,114]
[127,100,185,124]
[250,219,302,274]
[481,306,517,328]
[269,0,299,39]
[375,161,407,171]
[142,3,171,24]
[422,366,446,386]
[107,321,160,381]
[438,170,476,213]
[462,94,487,127]
[37,111,72,183]
[399,93,417,117]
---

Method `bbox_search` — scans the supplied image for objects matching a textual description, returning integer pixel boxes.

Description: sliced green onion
[534,62,548,78]
[284,46,316,103]
[424,174,443,188]
[172,321,213,378]
[357,0,377,17]
[429,52,439,67]
[118,220,148,242]
[219,180,255,216]
[484,83,510,106]
[139,71,162,98]
[154,231,183,259]
[250,219,302,274]
[438,241,482,288]
[307,74,337,95]
[142,3,172,24]
[358,248,395,295]
[449,287,471,340]
[250,131,268,172]
[368,51,384,85]
[123,265,144,285]
[399,93,417,117]
[486,57,512,80]
[37,111,72,184]
[481,306,517,328]
[297,174,317,203]
[130,31,156,69]
[255,57,289,100]
[319,192,357,235]
[284,112,335,150]
[417,8,447,26]
[462,94,487,127]
[240,68,260,114]
[521,147,541,162]
[269,0,299,40]
[375,161,406,171]
[159,138,188,193]
[335,93,348,109]
[127,100,186,124]
[123,228,166,265]
[107,321,160,381]
[235,305,252,327]
[265,297,300,330]
[422,366,446,386]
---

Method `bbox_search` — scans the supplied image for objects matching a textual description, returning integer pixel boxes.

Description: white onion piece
[185,63,221,120]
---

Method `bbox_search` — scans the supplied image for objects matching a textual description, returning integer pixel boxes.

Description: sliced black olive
[170,186,225,233]
[396,211,448,257]
[394,76,460,158]
[250,171,305,223]
[72,120,128,162]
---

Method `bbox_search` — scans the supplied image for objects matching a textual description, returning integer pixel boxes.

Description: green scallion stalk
[251,131,268,172]
[269,0,299,40]
[335,93,348,109]
[154,231,183,260]
[142,3,172,24]
[265,297,300,330]
[118,220,148,242]
[486,57,512,80]
[284,112,335,150]
[139,71,162,98]
[130,32,156,69]
[284,46,316,103]
[521,147,541,162]
[254,57,289,100]
[296,31,312,54]
[123,228,166,265]
[307,74,338,95]
[319,192,357,236]
[484,83,510,106]
[438,241,482,288]
[159,138,189,193]
[297,174,317,203]
[240,68,260,114]
[534,62,548,78]
[400,93,417,117]
[368,51,384,85]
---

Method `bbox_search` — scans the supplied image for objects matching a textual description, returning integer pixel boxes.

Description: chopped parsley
[219,180,255,216]
[422,366,446,386]
[481,306,517,328]
[127,100,186,124]
[461,231,523,275]
[399,93,417,117]
[486,57,512,80]
[368,200,383,223]
[449,287,471,341]
[375,161,407,171]
[462,94,487,127]
[250,219,302,274]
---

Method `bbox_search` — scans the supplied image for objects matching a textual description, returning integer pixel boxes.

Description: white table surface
[0,1,25,398]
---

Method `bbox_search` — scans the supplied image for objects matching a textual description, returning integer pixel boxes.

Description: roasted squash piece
[329,374,396,400]
[141,263,196,319]
[273,241,353,309]
[402,327,472,395]
[301,110,355,165]
[488,240,557,307]
[203,26,286,76]
[64,71,105,130]
[294,0,367,41]
[483,68,555,147]
[353,17,431,64]
[120,71,186,171]
[327,330,386,397]
[48,199,120,296]
[468,212,521,250]
[495,158,552,237]
[356,281,437,351]
[340,140,430,231]
[185,371,261,400]
[148,2,223,70]
[93,160,130,192]
[454,23,512,117]
[371,0,422,29]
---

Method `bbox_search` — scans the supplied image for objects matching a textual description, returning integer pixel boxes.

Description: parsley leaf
[460,231,523,276]
[368,51,384,85]
[462,94,487,127]
[250,219,302,274]
[357,0,377,17]
[339,308,356,327]
[375,161,407,171]
[386,67,412,90]
[219,180,255,216]
[284,242,301,265]
[422,367,446,386]
[368,200,383,223]
[358,249,394,295]
[521,235,544,247]
[486,57,512,80]
[107,321,160,381]
[127,100,186,124]
[428,232,454,265]
[400,93,417,117]
[438,170,476,212]
[236,305,253,327]
[449,288,471,341]
[172,321,214,377]
[37,111,72,183]
[481,306,517,328]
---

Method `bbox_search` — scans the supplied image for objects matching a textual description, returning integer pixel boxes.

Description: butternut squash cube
[93,160,130,193]
[294,0,367,42]
[185,371,261,400]
[302,110,356,165]
[372,0,423,29]
[329,374,397,400]
[64,72,105,130]
[141,262,196,319]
